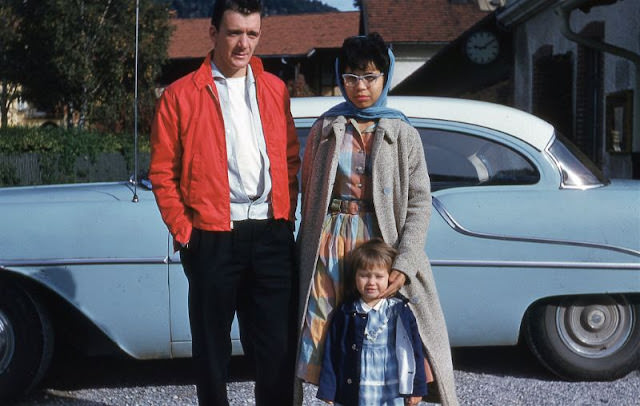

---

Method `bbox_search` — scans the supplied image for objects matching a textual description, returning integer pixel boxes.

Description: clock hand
[480,39,497,49]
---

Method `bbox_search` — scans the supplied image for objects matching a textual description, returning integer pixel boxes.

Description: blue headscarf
[321,47,409,123]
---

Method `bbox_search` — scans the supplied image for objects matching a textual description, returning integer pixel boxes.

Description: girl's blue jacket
[316,296,428,405]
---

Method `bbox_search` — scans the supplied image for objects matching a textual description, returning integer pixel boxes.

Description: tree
[0,1,25,129]
[16,0,172,131]
[91,0,174,133]
[262,0,336,15]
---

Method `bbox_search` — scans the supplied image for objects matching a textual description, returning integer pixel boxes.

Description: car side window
[418,128,540,191]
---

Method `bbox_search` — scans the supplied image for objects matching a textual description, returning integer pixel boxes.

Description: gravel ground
[12,346,640,406]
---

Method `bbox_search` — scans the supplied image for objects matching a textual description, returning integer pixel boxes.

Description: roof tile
[168,1,487,59]
[259,12,360,56]
[364,0,487,43]
[168,11,360,59]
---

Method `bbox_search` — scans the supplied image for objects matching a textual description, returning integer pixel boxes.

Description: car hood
[0,182,137,203]
[0,181,165,262]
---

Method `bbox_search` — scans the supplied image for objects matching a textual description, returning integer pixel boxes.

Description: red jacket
[150,53,300,245]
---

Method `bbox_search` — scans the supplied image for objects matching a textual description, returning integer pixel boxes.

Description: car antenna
[132,0,140,203]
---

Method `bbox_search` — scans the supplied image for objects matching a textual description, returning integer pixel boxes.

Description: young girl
[317,238,427,406]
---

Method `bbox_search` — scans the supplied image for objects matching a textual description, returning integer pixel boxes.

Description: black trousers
[180,219,297,406]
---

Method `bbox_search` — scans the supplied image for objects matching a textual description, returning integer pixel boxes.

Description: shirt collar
[211,62,255,86]
[359,298,386,313]
[349,119,377,137]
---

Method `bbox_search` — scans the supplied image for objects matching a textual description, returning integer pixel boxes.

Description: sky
[322,0,359,11]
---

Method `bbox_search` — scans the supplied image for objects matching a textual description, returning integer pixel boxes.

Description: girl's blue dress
[356,297,405,406]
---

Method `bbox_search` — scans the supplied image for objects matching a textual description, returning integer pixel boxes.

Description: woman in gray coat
[295,33,458,405]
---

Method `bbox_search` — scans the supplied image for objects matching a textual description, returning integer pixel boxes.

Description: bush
[0,126,149,155]
[0,162,20,186]
[0,126,150,185]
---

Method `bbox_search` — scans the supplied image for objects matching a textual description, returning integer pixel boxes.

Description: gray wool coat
[296,116,459,405]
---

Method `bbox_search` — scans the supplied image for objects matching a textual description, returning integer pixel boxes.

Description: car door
[410,119,638,348]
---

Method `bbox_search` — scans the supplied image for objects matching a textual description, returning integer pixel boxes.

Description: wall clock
[464,31,500,65]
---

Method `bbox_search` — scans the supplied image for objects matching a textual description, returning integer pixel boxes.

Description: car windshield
[546,133,608,189]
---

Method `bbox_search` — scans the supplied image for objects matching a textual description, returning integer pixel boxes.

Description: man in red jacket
[149,1,300,405]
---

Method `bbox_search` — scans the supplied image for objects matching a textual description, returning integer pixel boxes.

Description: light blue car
[1,96,638,401]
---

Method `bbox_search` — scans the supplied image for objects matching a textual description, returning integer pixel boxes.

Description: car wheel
[0,281,54,402]
[524,294,640,381]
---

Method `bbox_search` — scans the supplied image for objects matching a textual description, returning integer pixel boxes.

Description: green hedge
[0,126,150,186]
[0,126,149,155]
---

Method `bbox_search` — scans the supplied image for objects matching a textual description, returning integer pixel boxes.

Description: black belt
[329,198,373,215]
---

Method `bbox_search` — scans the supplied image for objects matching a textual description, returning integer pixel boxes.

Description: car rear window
[418,128,540,191]
[295,124,540,192]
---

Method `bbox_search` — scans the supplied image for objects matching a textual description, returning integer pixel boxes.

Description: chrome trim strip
[3,257,636,270]
[430,259,640,270]
[0,257,168,267]
[432,197,640,257]
[544,134,605,190]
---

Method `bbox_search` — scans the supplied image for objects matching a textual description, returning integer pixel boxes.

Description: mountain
[170,0,339,18]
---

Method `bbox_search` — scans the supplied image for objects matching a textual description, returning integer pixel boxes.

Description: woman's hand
[405,395,422,405]
[380,269,406,298]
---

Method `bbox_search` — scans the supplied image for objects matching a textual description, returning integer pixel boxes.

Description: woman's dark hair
[211,0,263,29]
[343,238,397,300]
[338,32,390,80]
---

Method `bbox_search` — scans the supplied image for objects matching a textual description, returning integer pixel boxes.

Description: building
[1,89,63,128]
[361,0,488,87]
[394,0,639,179]
[499,0,639,179]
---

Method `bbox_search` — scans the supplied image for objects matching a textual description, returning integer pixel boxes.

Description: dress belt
[329,198,373,215]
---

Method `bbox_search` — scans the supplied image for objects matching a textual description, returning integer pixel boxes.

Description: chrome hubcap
[585,309,606,330]
[0,309,16,374]
[556,296,634,358]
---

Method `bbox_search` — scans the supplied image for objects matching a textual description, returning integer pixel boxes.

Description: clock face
[464,31,500,65]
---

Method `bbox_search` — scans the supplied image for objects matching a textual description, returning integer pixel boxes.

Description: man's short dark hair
[338,32,390,79]
[211,0,263,29]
